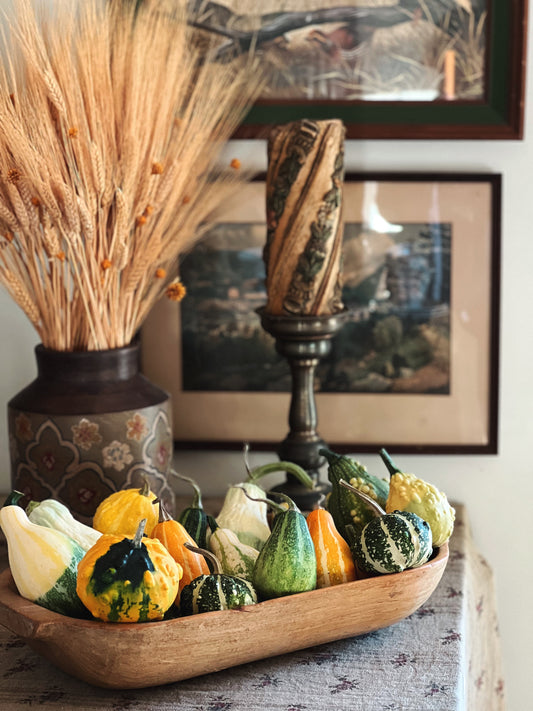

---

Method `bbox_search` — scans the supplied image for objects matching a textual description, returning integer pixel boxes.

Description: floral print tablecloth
[0,504,505,711]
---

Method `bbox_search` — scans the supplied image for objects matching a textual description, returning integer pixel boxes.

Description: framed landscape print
[190,0,527,139]
[142,173,501,454]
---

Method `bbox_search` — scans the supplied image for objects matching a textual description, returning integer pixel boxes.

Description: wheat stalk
[0,0,264,350]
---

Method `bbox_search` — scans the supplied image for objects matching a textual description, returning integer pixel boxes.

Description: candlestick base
[257,307,348,510]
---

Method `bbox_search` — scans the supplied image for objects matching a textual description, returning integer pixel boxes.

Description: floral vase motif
[8,343,174,523]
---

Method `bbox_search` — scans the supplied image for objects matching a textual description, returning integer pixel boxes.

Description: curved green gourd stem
[339,479,386,517]
[242,441,314,490]
[170,470,203,509]
[3,490,26,508]
[248,461,314,489]
[183,541,222,575]
[379,448,401,477]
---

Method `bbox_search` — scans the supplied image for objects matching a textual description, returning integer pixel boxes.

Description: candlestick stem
[257,307,348,510]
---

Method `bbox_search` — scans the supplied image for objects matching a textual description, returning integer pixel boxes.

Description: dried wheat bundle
[0,0,263,350]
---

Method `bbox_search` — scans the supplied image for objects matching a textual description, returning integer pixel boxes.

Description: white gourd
[27,498,101,552]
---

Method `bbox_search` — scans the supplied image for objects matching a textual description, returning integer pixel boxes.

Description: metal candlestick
[257,307,348,510]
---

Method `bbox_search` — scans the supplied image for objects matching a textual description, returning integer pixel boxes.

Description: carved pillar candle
[263,119,345,316]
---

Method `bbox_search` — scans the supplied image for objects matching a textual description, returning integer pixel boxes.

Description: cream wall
[0,5,532,711]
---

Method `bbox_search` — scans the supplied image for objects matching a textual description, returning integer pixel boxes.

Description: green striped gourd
[320,448,389,541]
[26,497,102,552]
[0,504,89,617]
[208,519,259,582]
[179,544,257,615]
[173,471,211,549]
[252,493,317,600]
[349,511,433,575]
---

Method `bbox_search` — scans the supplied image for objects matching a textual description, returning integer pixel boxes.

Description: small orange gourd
[306,503,357,588]
[92,477,159,537]
[151,499,209,600]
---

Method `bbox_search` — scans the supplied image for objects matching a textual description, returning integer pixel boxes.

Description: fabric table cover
[0,504,506,710]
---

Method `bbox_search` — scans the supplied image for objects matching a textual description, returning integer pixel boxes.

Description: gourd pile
[0,448,455,623]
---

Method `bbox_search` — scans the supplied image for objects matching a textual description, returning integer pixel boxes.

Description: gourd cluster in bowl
[0,448,455,623]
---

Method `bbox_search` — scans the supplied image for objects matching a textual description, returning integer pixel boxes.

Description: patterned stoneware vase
[7,343,174,523]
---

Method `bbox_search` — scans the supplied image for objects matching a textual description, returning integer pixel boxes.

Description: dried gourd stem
[183,542,221,575]
[237,486,293,514]
[133,518,148,548]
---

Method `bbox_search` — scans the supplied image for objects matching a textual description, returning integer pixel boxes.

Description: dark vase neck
[35,343,140,384]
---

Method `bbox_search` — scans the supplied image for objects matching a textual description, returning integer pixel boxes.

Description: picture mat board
[142,175,500,453]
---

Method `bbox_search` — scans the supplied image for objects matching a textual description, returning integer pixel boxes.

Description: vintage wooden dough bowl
[0,544,448,689]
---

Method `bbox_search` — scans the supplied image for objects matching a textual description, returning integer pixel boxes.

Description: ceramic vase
[7,342,174,523]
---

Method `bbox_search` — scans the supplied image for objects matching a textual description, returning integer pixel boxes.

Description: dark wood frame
[234,1,528,140]
[142,172,501,455]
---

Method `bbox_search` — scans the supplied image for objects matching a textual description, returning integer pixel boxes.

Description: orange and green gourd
[306,502,357,588]
[150,499,209,601]
[92,477,159,537]
[76,518,182,622]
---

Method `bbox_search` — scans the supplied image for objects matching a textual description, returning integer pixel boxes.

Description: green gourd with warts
[179,543,257,615]
[252,492,317,599]
[216,444,314,551]
[320,447,389,541]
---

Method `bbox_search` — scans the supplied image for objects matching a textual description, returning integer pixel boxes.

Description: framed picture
[192,0,527,140]
[142,173,501,454]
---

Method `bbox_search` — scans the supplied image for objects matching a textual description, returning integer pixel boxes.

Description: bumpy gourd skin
[92,481,159,538]
[386,472,455,547]
[77,532,182,622]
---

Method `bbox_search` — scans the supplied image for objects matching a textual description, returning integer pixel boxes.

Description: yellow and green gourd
[76,518,182,622]
[380,448,455,546]
[0,504,89,617]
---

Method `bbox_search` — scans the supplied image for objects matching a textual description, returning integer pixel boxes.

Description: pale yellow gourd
[0,505,88,617]
[27,498,101,552]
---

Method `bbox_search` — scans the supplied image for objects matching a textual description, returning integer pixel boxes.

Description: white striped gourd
[179,544,257,615]
[208,519,259,582]
[351,511,433,575]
